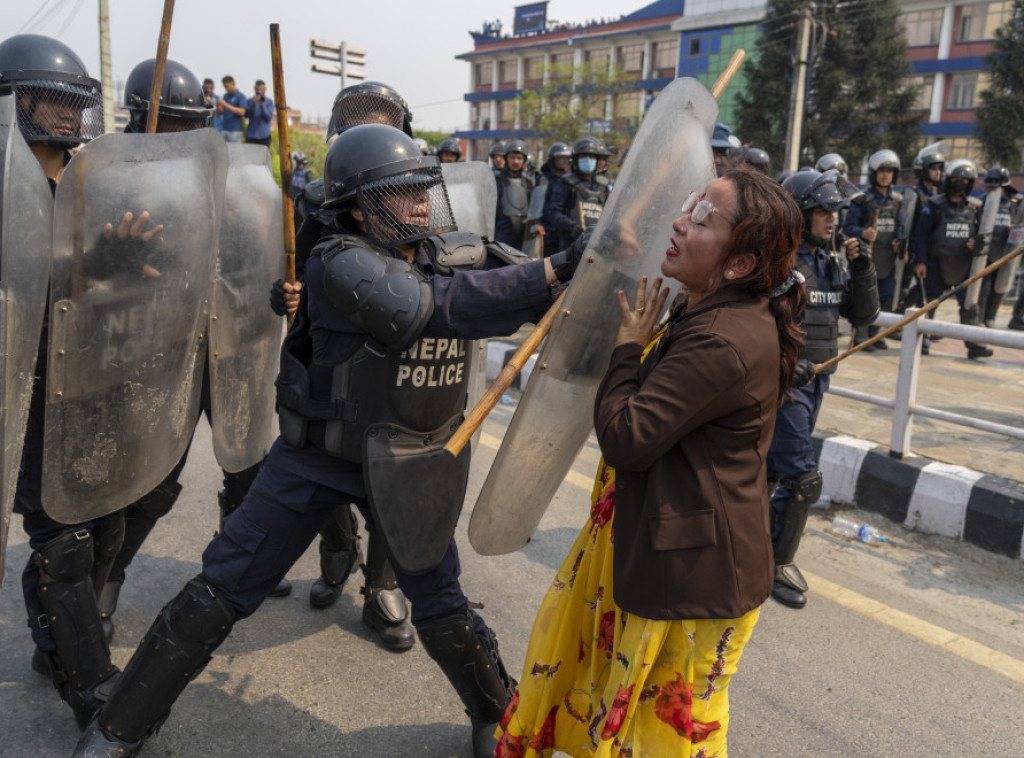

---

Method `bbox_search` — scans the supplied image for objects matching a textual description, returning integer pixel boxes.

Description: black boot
[361,532,415,651]
[983,290,1004,329]
[1009,295,1024,330]
[770,471,821,610]
[309,505,362,609]
[960,307,993,359]
[34,529,122,729]
[73,577,237,757]
[868,324,887,350]
[417,610,517,758]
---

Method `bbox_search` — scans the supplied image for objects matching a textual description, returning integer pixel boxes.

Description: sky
[2,0,650,133]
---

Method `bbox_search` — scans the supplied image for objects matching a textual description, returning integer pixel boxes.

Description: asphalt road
[2,404,1023,757]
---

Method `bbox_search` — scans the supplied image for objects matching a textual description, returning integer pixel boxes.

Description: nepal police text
[396,338,467,388]
[807,290,844,305]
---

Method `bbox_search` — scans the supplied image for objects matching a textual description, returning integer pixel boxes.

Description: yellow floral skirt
[496,463,760,758]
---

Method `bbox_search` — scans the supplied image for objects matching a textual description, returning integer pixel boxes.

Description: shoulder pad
[967,195,983,209]
[426,231,487,275]
[891,190,903,203]
[561,173,581,187]
[594,174,610,187]
[303,178,326,207]
[485,240,529,266]
[927,194,945,207]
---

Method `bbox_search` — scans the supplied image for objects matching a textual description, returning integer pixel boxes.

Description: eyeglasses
[680,191,721,224]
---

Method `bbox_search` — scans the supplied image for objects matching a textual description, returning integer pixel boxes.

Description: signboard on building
[514,2,548,35]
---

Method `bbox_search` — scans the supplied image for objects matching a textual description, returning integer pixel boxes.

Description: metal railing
[827,310,1024,458]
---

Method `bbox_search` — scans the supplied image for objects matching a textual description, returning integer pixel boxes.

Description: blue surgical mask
[577,157,597,174]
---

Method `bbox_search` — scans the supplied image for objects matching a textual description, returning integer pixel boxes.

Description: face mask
[577,157,597,174]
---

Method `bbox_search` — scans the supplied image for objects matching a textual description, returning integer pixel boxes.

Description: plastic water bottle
[831,517,887,544]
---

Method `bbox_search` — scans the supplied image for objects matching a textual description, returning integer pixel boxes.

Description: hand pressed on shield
[102,210,165,278]
[615,275,669,348]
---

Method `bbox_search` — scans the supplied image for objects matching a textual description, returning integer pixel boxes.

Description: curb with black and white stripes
[486,341,1024,560]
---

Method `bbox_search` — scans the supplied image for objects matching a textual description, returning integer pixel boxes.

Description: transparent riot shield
[964,189,1001,311]
[209,143,284,473]
[469,78,718,555]
[442,161,496,240]
[0,96,53,583]
[43,129,228,523]
[521,184,548,258]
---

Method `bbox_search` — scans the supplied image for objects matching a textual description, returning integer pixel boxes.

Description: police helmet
[504,138,528,157]
[942,158,977,196]
[571,135,602,157]
[782,169,859,214]
[913,142,947,179]
[744,147,771,174]
[489,140,507,157]
[547,141,571,160]
[122,58,213,134]
[321,124,455,249]
[867,149,900,186]
[595,139,612,158]
[815,153,848,178]
[437,137,461,159]
[982,164,1010,188]
[412,137,430,155]
[776,169,795,185]
[711,122,741,150]
[326,81,413,141]
[0,34,103,147]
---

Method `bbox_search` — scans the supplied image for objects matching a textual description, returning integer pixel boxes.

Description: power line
[54,0,86,38]
[17,0,65,34]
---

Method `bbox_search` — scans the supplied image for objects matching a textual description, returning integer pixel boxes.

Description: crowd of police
[1,27,1021,758]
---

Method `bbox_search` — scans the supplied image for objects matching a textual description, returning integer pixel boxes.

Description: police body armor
[498,172,531,243]
[861,191,902,279]
[927,194,980,287]
[993,194,1023,295]
[562,172,610,228]
[795,249,845,374]
[276,232,486,574]
[989,194,1017,261]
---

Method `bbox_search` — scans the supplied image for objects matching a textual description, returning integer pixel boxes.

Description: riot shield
[521,184,548,258]
[42,129,228,523]
[0,96,53,584]
[964,190,1001,311]
[442,161,496,240]
[994,202,1024,295]
[469,78,717,555]
[209,143,284,473]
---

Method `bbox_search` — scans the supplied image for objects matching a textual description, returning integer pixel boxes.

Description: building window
[524,56,544,84]
[902,8,943,46]
[908,74,935,110]
[498,60,518,86]
[689,37,709,56]
[613,91,641,127]
[617,44,644,73]
[948,72,982,108]
[585,48,610,68]
[474,61,493,91]
[497,99,516,128]
[958,1,1013,42]
[652,39,679,74]
[550,51,573,69]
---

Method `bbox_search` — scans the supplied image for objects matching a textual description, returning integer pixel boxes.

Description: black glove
[548,227,593,283]
[269,277,288,316]
[851,244,874,271]
[793,358,817,388]
[570,223,584,240]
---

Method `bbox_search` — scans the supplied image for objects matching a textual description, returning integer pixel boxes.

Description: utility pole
[784,4,813,172]
[98,0,114,133]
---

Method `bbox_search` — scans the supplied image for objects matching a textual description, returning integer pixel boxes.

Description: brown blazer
[593,284,779,620]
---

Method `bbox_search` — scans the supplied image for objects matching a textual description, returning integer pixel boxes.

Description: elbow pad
[846,260,881,326]
[322,245,434,350]
[423,231,488,275]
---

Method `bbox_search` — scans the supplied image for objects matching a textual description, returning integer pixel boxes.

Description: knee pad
[167,578,237,646]
[785,470,823,506]
[35,529,95,584]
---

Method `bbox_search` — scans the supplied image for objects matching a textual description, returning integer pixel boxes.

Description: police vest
[860,190,902,279]
[927,194,979,260]
[562,172,610,227]
[796,249,845,373]
[989,194,1019,258]
[276,236,472,463]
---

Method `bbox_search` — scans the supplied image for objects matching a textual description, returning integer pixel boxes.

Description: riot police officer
[74,123,589,758]
[815,153,849,178]
[910,158,993,359]
[489,139,506,172]
[976,165,1021,327]
[275,80,418,651]
[771,170,880,609]
[494,137,534,248]
[437,136,461,163]
[843,149,905,350]
[542,134,610,253]
[538,141,571,186]
[0,33,114,730]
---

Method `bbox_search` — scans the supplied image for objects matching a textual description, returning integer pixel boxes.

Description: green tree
[516,62,642,175]
[269,130,329,187]
[413,129,452,148]
[975,0,1024,171]
[738,0,920,172]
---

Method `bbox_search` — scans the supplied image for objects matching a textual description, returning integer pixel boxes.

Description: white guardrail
[827,309,1024,458]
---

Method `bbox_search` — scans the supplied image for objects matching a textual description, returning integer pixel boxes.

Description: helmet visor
[9,72,103,145]
[329,93,405,137]
[357,165,456,248]
[806,170,861,212]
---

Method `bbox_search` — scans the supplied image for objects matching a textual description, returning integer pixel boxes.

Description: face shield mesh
[356,165,456,248]
[11,77,103,146]
[329,94,405,136]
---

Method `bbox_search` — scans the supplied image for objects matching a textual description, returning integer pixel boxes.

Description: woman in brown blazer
[498,167,806,757]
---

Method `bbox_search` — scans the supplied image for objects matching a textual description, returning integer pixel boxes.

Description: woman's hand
[615,276,670,347]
